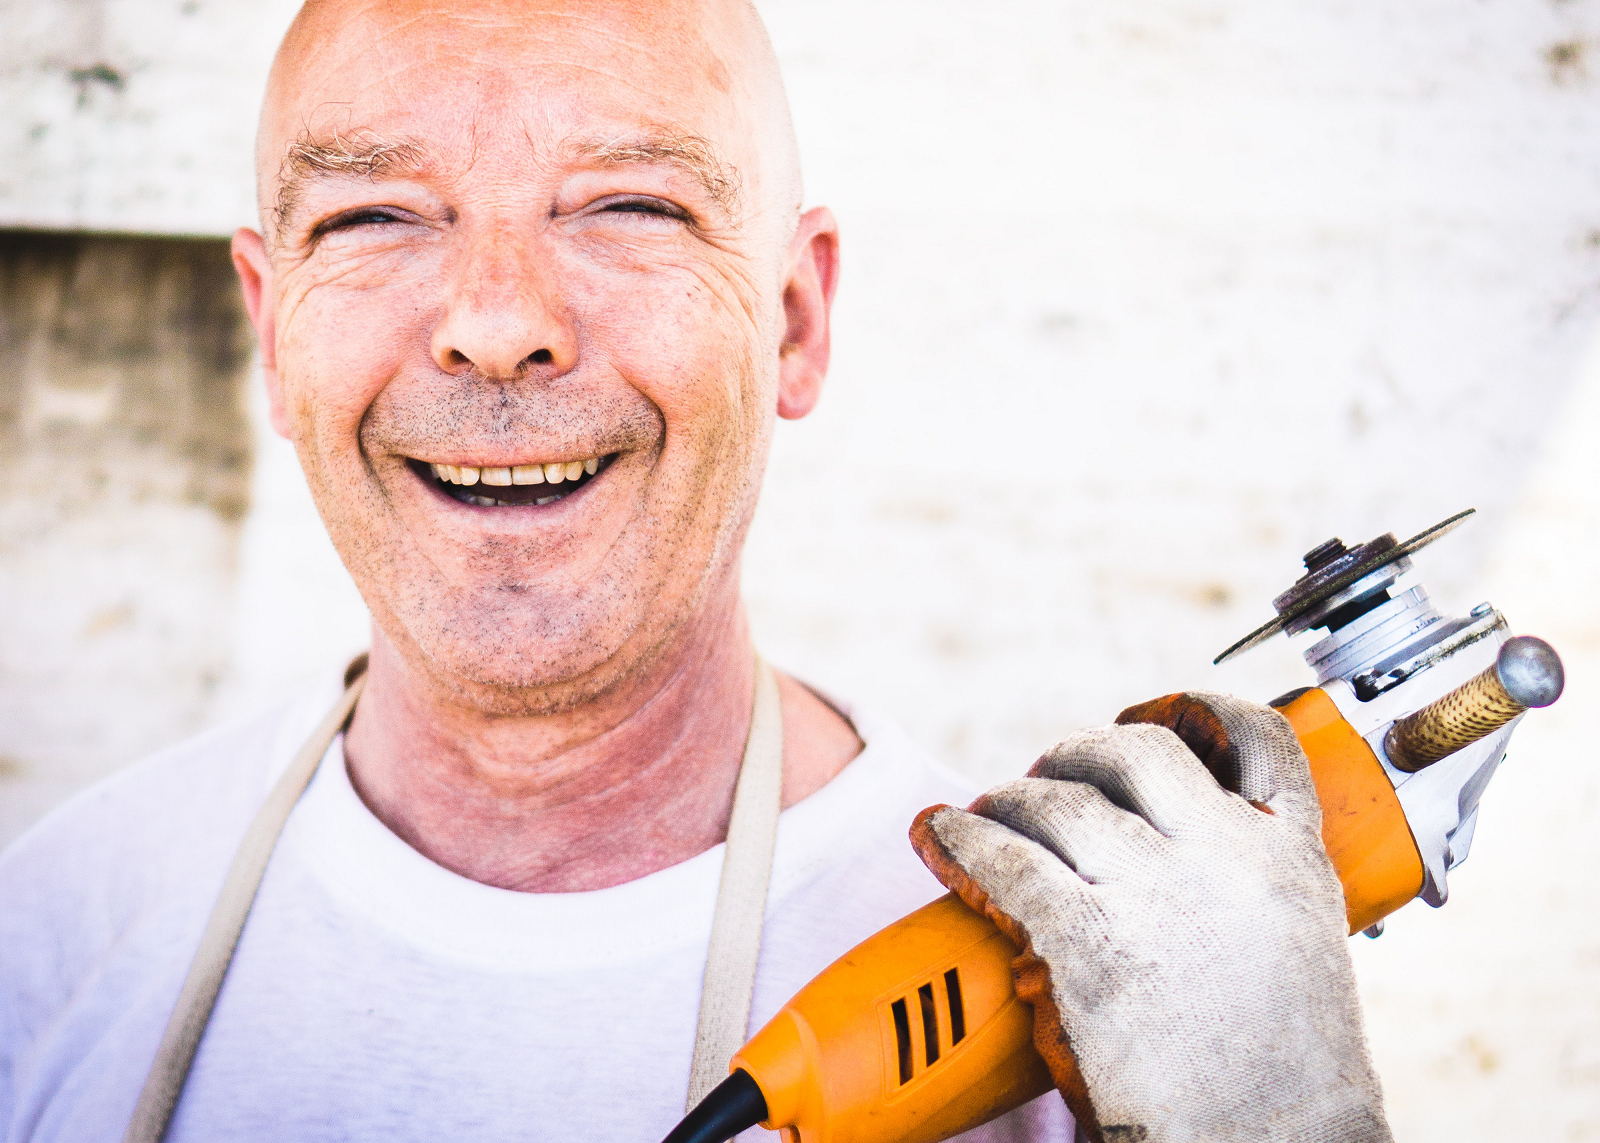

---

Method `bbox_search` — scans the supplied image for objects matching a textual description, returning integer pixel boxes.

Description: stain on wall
[0,231,252,842]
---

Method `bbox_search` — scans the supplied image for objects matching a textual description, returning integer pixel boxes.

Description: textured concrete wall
[2,0,1598,1138]
[0,231,253,841]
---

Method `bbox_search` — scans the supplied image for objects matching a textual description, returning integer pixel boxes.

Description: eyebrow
[564,132,742,215]
[273,130,430,232]
[271,127,743,235]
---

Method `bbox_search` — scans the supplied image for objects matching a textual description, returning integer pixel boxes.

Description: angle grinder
[663,509,1564,1143]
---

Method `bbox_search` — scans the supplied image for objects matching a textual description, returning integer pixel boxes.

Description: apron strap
[122,664,367,1143]
[124,653,784,1141]
[686,656,784,1108]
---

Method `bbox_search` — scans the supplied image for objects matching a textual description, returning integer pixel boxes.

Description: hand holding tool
[912,697,1391,1143]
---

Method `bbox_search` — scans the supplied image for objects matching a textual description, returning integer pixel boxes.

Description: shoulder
[0,677,340,980]
[1,678,337,882]
[818,701,982,828]
[847,704,982,805]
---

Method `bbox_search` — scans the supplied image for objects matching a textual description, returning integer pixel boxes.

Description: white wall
[6,1,1600,1138]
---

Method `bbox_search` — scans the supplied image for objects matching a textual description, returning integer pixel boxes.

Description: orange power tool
[662,510,1564,1143]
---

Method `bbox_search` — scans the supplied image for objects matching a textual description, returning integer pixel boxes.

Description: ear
[231,227,291,439]
[776,206,840,421]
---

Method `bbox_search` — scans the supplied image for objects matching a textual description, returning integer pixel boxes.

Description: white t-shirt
[0,675,1071,1143]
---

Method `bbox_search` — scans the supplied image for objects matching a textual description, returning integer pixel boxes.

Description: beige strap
[122,669,367,1143]
[686,656,785,1109]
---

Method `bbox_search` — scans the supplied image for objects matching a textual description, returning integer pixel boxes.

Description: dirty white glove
[910,692,1392,1143]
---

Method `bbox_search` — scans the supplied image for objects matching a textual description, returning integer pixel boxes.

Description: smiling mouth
[411,453,617,507]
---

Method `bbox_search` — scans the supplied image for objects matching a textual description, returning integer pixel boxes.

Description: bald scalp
[256,0,803,248]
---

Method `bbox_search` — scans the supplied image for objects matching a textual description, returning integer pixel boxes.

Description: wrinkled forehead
[259,0,766,209]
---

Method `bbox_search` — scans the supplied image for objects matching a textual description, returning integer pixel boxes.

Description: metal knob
[1383,636,1564,773]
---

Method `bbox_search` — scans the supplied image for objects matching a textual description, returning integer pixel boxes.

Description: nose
[431,227,577,380]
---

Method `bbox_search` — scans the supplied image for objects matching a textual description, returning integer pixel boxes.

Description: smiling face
[236,0,833,712]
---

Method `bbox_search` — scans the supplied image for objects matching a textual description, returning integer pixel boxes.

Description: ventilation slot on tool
[918,983,940,1066]
[944,967,966,1044]
[892,998,913,1084]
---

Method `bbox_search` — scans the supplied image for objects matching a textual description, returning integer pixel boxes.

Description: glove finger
[971,777,1167,884]
[1117,690,1320,831]
[911,804,1098,931]
[1029,723,1234,836]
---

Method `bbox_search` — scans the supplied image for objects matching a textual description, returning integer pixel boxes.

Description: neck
[342,587,860,892]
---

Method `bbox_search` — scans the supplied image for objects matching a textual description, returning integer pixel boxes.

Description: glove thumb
[1115,691,1321,832]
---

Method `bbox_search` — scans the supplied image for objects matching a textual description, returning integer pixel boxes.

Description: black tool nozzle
[659,1070,769,1143]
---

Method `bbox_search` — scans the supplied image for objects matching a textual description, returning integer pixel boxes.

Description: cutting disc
[1213,508,1475,665]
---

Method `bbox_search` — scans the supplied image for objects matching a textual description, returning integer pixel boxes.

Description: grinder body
[731,686,1420,1143]
[712,516,1557,1143]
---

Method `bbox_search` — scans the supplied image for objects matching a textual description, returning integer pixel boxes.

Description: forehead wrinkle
[275,6,445,112]
[293,5,658,91]
[270,8,509,150]
[510,7,655,49]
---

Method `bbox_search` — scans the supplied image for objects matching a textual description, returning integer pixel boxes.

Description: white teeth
[481,466,512,486]
[563,460,583,481]
[512,464,545,485]
[458,466,480,486]
[544,462,566,484]
[585,457,598,475]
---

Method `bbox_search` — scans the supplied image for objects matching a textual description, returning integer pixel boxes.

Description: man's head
[233,0,838,713]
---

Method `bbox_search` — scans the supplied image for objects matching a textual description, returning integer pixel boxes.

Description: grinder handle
[1384,636,1563,773]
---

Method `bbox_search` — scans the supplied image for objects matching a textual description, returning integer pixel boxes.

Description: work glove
[910,692,1392,1143]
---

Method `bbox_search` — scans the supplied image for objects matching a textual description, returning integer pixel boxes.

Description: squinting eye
[313,209,404,238]
[601,198,687,220]
[340,210,401,227]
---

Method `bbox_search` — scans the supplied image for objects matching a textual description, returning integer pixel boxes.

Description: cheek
[276,256,437,454]
[579,261,774,455]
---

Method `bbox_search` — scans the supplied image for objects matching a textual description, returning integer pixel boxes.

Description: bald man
[0,3,1392,1142]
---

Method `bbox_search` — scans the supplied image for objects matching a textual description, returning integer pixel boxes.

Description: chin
[396,600,667,711]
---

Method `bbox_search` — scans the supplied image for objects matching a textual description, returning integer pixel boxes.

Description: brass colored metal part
[1383,636,1563,773]
[1385,669,1523,772]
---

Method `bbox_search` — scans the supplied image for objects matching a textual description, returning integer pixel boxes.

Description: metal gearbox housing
[1224,510,1516,908]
